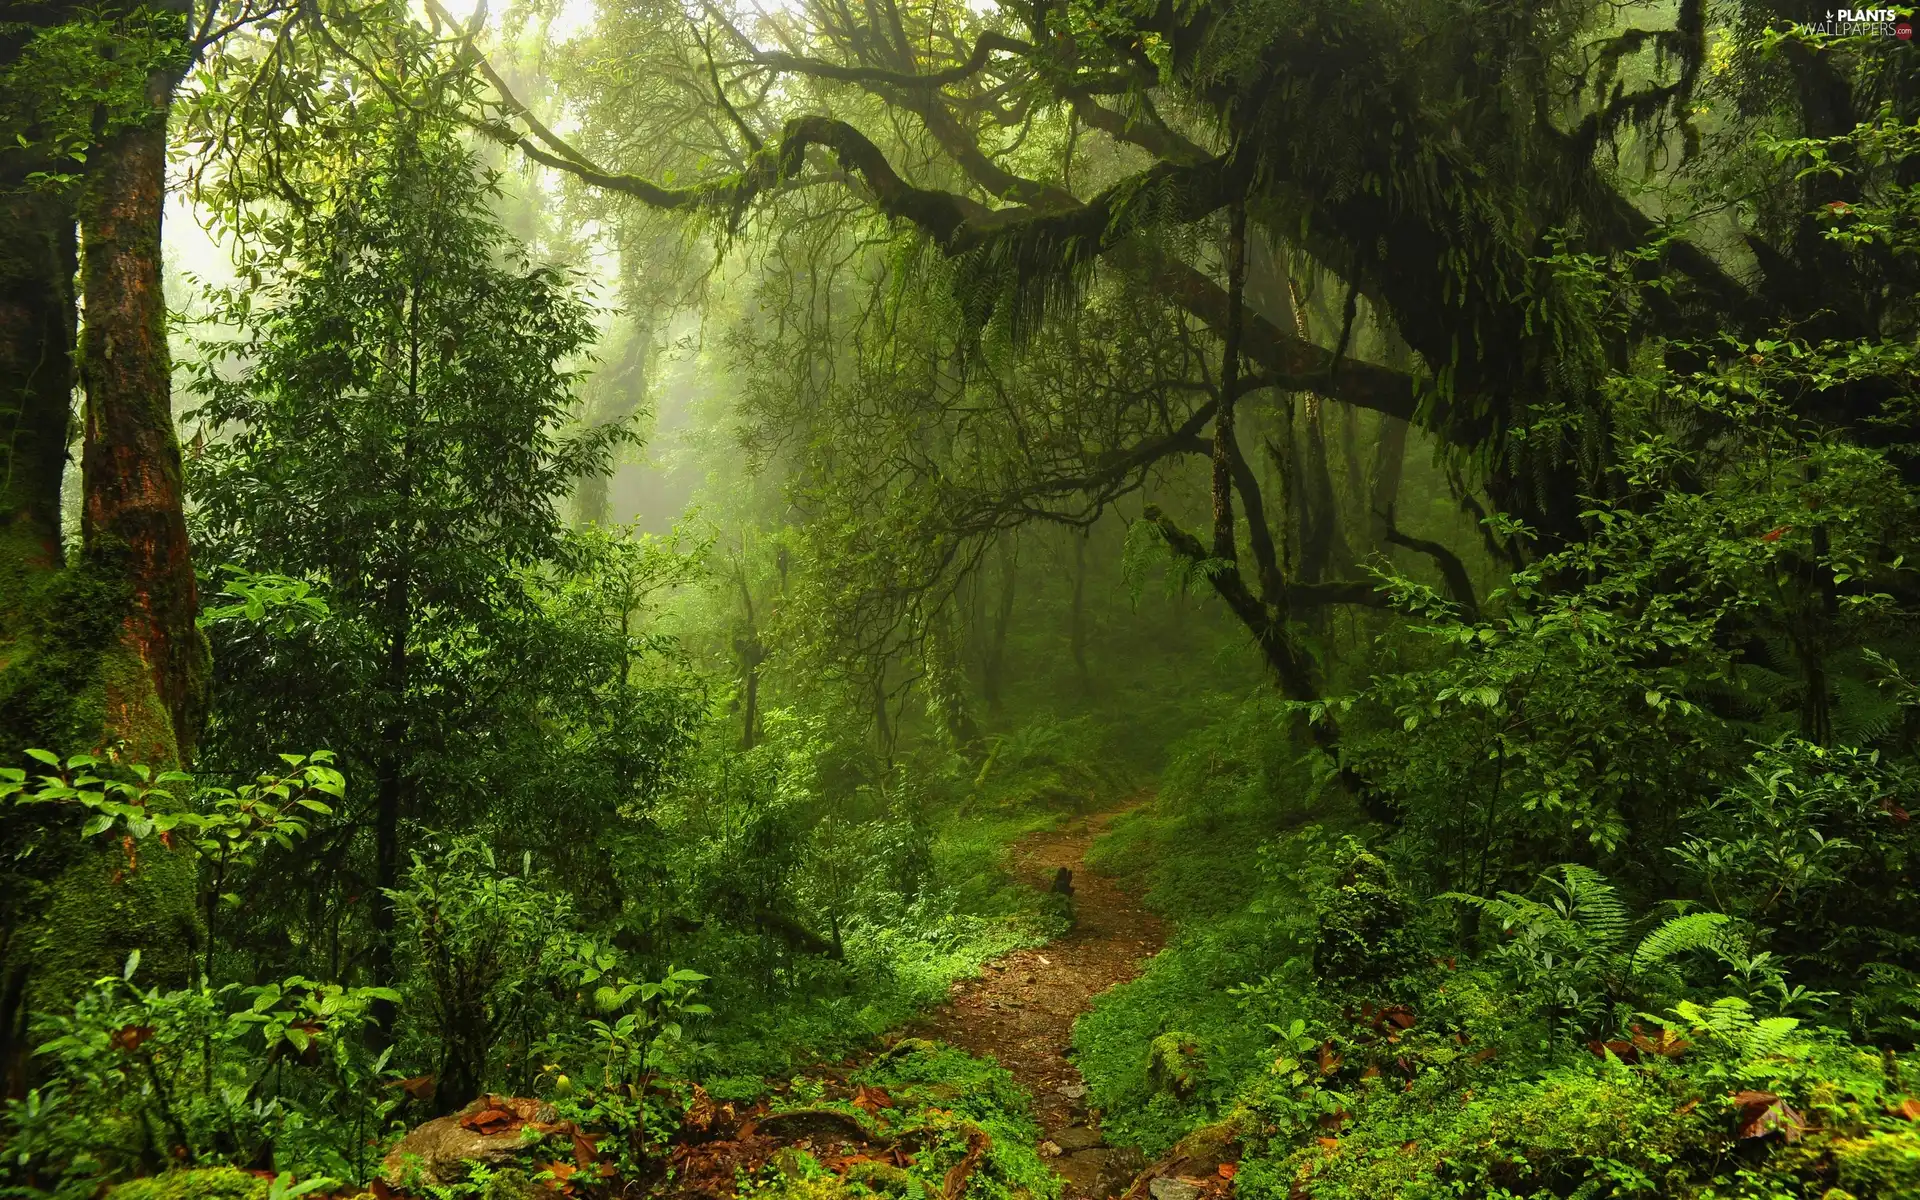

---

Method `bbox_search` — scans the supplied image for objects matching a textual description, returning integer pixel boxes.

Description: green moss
[2,547,201,1027]
[1241,1065,1710,1200]
[1833,1129,1920,1195]
[1148,1032,1203,1097]
[0,549,126,759]
[854,1041,1061,1200]
[106,1167,269,1200]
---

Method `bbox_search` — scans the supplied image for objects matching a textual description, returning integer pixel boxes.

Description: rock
[878,1037,940,1062]
[382,1096,559,1187]
[1039,1140,1063,1158]
[1149,1177,1205,1200]
[1056,1082,1089,1099]
[755,1109,873,1142]
[1053,1151,1108,1191]
[1054,1126,1104,1152]
[1095,1148,1149,1198]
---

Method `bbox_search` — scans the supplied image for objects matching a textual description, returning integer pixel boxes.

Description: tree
[186,106,629,1005]
[0,0,288,1092]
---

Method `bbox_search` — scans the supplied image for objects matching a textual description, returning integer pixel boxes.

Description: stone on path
[1054,1126,1104,1152]
[1150,1177,1205,1200]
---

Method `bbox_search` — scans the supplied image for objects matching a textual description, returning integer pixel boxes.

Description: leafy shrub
[3,958,396,1193]
[1311,839,1425,993]
[388,837,572,1114]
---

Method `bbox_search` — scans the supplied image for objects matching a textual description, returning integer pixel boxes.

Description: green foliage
[387,838,574,1114]
[851,1042,1062,1200]
[0,6,189,192]
[1312,839,1424,992]
[1672,737,1920,1025]
[3,958,397,1193]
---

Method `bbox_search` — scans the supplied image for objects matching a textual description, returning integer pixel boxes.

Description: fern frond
[1631,911,1734,972]
[1439,890,1559,935]
[1552,865,1629,949]
[1741,1016,1801,1058]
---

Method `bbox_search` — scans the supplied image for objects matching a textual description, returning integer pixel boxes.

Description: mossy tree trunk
[79,98,209,764]
[0,10,206,1098]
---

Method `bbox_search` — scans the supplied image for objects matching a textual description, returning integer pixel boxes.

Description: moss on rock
[106,1167,269,1200]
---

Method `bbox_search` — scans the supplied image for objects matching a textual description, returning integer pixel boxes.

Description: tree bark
[3,12,204,1097]
[0,191,77,574]
[1069,529,1089,689]
[78,104,208,764]
[1368,416,1409,550]
[575,320,652,526]
[981,535,1016,710]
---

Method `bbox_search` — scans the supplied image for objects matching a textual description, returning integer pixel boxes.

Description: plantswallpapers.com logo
[1808,8,1912,37]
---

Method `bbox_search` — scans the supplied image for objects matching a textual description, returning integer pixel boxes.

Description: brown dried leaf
[1630,1028,1689,1059]
[1732,1091,1805,1142]
[686,1084,718,1133]
[1316,1042,1343,1075]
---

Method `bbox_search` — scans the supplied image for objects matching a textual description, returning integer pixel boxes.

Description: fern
[1438,889,1564,938]
[1669,996,1802,1059]
[1631,911,1734,973]
[1550,865,1629,950]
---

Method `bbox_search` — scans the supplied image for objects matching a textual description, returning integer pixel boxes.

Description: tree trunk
[2,28,204,1095]
[1069,529,1089,689]
[79,115,209,764]
[1368,416,1410,550]
[371,615,408,1037]
[575,321,652,526]
[0,189,81,1102]
[981,534,1017,710]
[0,191,76,574]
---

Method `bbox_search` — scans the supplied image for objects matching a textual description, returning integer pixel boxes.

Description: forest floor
[619,804,1175,1200]
[901,805,1167,1200]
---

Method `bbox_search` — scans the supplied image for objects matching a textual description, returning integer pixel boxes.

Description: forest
[3,0,1919,1197]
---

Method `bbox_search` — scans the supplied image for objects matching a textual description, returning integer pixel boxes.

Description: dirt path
[906,807,1166,1200]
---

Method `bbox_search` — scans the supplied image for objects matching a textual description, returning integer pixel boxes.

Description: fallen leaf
[686,1084,718,1132]
[1732,1091,1805,1142]
[1316,1042,1343,1075]
[570,1128,600,1169]
[1631,1028,1690,1059]
[853,1084,896,1113]
[1217,1164,1237,1179]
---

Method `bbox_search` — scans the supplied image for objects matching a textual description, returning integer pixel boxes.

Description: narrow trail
[907,805,1167,1200]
